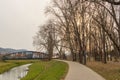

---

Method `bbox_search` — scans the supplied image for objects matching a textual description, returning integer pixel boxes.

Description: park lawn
[87,61,120,80]
[21,60,68,80]
[0,60,39,74]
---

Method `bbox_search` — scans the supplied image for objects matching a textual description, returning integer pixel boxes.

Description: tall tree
[33,20,56,60]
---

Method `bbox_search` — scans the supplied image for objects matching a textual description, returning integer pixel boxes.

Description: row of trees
[33,0,120,64]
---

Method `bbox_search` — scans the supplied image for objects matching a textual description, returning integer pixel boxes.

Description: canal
[0,64,31,80]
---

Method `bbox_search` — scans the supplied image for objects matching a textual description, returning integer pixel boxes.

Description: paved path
[62,60,106,80]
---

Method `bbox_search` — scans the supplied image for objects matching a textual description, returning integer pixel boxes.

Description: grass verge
[0,60,39,74]
[21,60,68,80]
[87,61,120,80]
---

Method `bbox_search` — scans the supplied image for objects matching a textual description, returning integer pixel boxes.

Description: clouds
[0,0,50,50]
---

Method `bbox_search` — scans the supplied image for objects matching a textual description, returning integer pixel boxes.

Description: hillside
[0,47,27,54]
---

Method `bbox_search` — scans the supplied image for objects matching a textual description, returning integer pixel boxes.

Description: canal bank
[0,64,31,80]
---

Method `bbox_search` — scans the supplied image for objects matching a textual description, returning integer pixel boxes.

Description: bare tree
[33,20,56,60]
[34,0,120,64]
[103,0,120,5]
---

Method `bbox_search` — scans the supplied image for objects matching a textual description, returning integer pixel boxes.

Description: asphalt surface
[63,60,106,80]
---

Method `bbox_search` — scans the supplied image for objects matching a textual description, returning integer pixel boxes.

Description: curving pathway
[62,60,106,80]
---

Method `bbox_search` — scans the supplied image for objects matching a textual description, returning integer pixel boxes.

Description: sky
[0,0,51,50]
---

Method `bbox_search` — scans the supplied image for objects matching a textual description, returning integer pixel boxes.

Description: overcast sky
[0,0,51,50]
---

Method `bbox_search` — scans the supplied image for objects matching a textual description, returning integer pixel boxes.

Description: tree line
[33,0,120,64]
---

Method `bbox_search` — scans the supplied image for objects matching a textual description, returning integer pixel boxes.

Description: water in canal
[0,64,31,80]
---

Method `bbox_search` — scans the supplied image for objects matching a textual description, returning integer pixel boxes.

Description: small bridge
[2,51,48,60]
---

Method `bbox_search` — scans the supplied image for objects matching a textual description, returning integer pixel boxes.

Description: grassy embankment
[0,60,68,80]
[87,61,120,80]
[0,60,37,74]
[21,60,68,80]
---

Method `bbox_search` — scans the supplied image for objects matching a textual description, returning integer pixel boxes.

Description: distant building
[52,53,59,59]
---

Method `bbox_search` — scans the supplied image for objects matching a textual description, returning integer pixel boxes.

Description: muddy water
[0,64,31,80]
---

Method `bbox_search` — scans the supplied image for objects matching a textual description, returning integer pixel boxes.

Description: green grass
[87,61,120,80]
[0,62,16,74]
[0,60,39,74]
[0,60,68,80]
[21,62,45,80]
[21,60,68,80]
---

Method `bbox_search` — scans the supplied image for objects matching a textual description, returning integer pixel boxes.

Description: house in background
[32,51,48,59]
